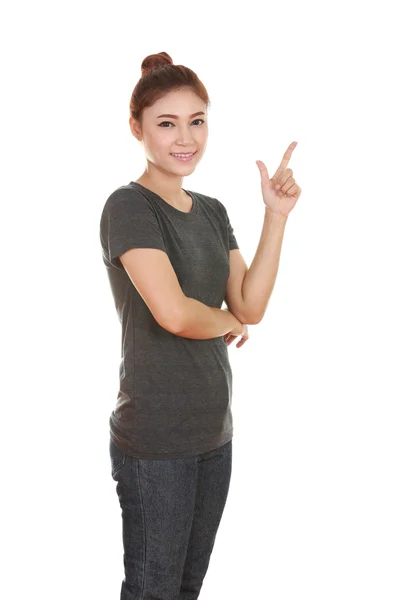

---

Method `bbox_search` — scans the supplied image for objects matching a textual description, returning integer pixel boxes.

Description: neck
[135,172,189,206]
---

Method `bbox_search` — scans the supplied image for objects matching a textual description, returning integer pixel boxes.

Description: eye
[158,119,205,128]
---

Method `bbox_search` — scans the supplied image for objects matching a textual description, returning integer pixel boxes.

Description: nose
[175,126,195,145]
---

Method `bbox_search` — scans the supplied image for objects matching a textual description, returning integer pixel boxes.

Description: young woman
[99,51,301,599]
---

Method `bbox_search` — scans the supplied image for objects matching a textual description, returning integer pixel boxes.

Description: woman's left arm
[242,141,302,324]
[241,209,288,324]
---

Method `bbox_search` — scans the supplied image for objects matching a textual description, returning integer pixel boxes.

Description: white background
[2,1,399,598]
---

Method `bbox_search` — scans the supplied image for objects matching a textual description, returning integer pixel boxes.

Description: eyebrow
[156,111,206,119]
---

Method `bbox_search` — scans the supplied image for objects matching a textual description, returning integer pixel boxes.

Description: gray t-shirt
[99,181,239,459]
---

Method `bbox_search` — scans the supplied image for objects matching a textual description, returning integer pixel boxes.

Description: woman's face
[130,88,208,175]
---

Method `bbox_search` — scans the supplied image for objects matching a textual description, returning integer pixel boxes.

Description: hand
[255,141,302,218]
[224,323,249,348]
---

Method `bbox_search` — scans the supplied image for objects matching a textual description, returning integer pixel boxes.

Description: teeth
[172,152,194,157]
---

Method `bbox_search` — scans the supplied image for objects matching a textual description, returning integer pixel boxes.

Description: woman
[99,51,301,599]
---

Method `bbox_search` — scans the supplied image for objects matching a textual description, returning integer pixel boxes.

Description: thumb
[256,160,270,183]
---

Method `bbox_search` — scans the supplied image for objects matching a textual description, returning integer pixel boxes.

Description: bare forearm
[242,207,288,323]
[175,297,241,340]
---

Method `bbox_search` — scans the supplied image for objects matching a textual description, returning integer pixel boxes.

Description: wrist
[264,206,288,222]
[227,310,242,331]
[223,307,244,333]
[235,317,246,336]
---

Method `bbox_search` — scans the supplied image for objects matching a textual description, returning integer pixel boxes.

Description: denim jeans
[109,436,232,600]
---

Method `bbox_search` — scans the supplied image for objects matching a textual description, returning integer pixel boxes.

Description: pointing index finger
[276,141,297,178]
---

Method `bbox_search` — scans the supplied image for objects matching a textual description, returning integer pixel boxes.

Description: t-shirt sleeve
[101,189,168,268]
[217,199,239,250]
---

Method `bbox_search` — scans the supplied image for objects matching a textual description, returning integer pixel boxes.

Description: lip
[170,150,197,162]
[170,151,197,155]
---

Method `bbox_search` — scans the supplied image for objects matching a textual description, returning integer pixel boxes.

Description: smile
[170,151,197,162]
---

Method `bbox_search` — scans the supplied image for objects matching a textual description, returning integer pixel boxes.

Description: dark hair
[129,52,210,126]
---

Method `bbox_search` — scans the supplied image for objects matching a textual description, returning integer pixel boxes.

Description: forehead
[147,88,206,116]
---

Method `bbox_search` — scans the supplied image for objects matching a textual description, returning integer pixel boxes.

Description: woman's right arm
[119,246,244,341]
[176,298,244,340]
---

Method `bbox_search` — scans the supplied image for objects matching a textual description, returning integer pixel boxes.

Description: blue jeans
[109,437,232,600]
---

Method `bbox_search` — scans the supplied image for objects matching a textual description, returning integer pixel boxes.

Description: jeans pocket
[109,437,126,479]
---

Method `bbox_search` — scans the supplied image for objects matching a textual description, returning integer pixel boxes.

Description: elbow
[244,306,266,325]
[246,313,261,325]
[245,300,270,325]
[160,299,187,335]
[160,310,183,335]
[231,306,260,326]
[240,300,264,326]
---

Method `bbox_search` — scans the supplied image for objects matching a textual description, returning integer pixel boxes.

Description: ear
[129,117,142,141]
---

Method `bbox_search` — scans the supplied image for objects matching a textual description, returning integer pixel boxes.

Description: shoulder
[100,183,155,222]
[105,183,152,209]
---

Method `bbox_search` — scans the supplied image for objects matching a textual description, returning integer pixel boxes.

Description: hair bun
[141,52,173,77]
